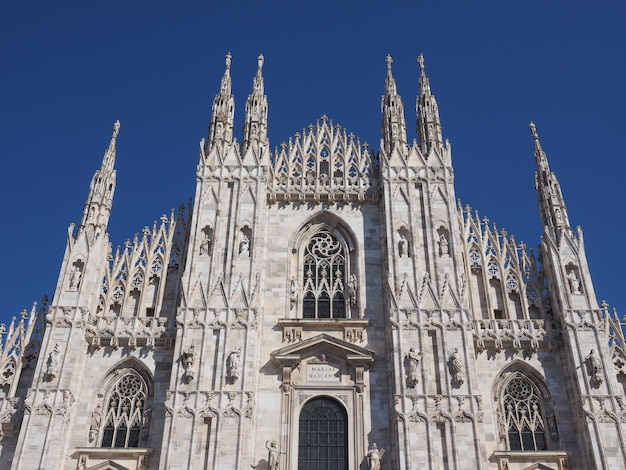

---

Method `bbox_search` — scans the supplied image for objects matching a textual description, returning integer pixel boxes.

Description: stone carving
[227,348,241,383]
[366,443,384,470]
[398,234,409,257]
[181,345,195,383]
[438,233,449,256]
[283,327,302,343]
[586,349,603,386]
[54,389,74,422]
[266,439,279,470]
[142,407,152,439]
[449,348,465,386]
[404,347,421,388]
[289,277,299,310]
[567,269,581,294]
[348,274,358,307]
[239,233,250,257]
[69,265,82,290]
[547,414,559,441]
[45,344,60,381]
[88,404,102,443]
[199,228,212,256]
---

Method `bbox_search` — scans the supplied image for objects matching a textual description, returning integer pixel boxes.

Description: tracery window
[298,397,348,470]
[302,231,347,319]
[502,375,547,451]
[101,372,147,448]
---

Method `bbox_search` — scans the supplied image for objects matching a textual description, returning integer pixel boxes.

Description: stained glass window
[502,376,547,451]
[302,231,347,319]
[101,372,147,448]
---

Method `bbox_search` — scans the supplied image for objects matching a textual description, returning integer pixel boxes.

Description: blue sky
[1,1,625,323]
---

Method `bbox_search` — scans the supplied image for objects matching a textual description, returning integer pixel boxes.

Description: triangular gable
[522,464,556,470]
[271,333,375,368]
[87,461,131,470]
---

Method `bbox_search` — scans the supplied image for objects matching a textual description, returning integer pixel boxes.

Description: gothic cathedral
[1,54,624,470]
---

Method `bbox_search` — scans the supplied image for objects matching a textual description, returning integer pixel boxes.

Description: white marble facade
[0,54,625,470]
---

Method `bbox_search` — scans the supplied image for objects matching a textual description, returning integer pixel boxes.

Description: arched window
[302,231,347,319]
[298,397,348,469]
[101,371,148,448]
[501,375,547,451]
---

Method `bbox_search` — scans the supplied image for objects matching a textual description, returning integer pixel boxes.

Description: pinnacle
[225,52,232,70]
[417,53,425,71]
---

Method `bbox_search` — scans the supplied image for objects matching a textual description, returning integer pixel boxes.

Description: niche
[437,226,450,257]
[565,263,582,295]
[239,226,252,257]
[397,226,411,258]
[199,225,214,256]
[68,259,84,291]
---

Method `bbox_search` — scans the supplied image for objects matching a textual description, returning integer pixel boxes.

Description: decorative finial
[112,120,120,139]
[257,54,264,70]
[225,52,232,70]
[529,121,538,140]
[386,54,393,72]
[417,53,425,71]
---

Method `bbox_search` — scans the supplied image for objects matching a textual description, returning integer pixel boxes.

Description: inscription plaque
[306,363,340,382]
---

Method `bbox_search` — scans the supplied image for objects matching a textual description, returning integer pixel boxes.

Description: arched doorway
[298,397,348,469]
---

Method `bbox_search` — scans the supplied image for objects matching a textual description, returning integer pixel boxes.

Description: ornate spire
[79,121,120,233]
[207,52,236,149]
[101,120,120,173]
[530,122,571,233]
[381,54,407,154]
[242,54,268,154]
[385,54,397,96]
[416,53,443,154]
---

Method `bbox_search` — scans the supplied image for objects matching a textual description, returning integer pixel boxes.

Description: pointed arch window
[501,375,547,451]
[302,231,347,319]
[101,371,147,448]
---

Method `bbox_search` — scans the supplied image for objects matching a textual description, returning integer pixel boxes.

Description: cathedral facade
[0,53,624,470]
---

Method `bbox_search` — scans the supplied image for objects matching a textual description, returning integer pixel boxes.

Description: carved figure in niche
[555,208,562,221]
[367,443,385,470]
[46,343,60,381]
[69,265,82,290]
[547,414,559,441]
[404,347,421,388]
[438,233,449,256]
[348,274,358,307]
[449,348,465,386]
[266,440,279,470]
[141,407,152,439]
[398,234,409,258]
[88,404,102,442]
[181,345,195,383]
[199,230,211,256]
[227,348,241,383]
[289,277,299,310]
[239,233,250,257]
[587,349,603,386]
[567,269,581,294]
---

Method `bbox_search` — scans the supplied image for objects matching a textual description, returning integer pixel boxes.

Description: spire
[79,121,120,233]
[530,122,571,234]
[242,54,268,154]
[381,54,407,154]
[416,53,443,154]
[207,52,236,149]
